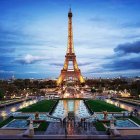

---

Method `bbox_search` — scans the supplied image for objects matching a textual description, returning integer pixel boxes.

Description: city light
[11,107,16,112]
[1,111,7,117]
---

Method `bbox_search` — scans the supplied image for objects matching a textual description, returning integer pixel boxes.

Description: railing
[113,98,140,106]
[0,98,31,108]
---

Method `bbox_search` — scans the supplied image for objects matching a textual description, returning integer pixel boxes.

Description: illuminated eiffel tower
[57,8,85,86]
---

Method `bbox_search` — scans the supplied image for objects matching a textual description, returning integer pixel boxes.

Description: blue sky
[0,0,140,79]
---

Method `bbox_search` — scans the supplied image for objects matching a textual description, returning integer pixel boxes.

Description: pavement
[45,121,105,135]
[1,135,140,139]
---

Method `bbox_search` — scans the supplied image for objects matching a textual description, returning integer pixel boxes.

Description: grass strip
[94,121,106,131]
[86,100,125,112]
[129,116,140,125]
[34,121,48,131]
[18,100,57,112]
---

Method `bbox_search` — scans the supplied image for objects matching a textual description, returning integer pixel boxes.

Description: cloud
[114,40,140,54]
[103,56,140,71]
[0,70,14,73]
[121,22,140,28]
[102,40,140,71]
[79,62,93,66]
[50,62,92,67]
[16,54,46,64]
[0,47,15,53]
[89,16,104,22]
[50,62,63,67]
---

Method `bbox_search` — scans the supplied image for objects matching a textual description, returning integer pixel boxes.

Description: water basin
[5,119,28,128]
[115,119,139,127]
[4,119,40,128]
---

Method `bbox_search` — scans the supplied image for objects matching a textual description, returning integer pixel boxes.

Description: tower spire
[69,4,71,12]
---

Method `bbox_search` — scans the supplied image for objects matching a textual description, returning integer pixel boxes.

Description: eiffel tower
[57,8,85,86]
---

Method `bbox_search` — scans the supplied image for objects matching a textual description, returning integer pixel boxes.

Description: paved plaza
[45,121,105,136]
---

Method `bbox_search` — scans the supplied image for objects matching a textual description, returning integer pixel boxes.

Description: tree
[0,89,4,100]
[91,87,96,93]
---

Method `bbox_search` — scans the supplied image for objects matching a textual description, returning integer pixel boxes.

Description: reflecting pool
[52,100,91,119]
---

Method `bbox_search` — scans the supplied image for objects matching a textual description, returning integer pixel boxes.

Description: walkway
[1,135,140,139]
[44,122,65,135]
[45,121,104,136]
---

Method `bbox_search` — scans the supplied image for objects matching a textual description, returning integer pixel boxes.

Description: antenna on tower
[69,4,71,12]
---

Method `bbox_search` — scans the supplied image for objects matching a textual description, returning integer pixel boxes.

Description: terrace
[0,99,140,137]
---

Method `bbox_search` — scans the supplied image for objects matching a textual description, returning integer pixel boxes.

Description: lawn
[129,116,140,125]
[34,121,49,131]
[94,121,106,131]
[85,100,125,112]
[0,117,13,128]
[18,99,57,112]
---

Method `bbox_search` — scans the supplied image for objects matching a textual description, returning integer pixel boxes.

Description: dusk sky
[0,0,140,79]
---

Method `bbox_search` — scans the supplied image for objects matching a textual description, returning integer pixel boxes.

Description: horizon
[0,0,140,79]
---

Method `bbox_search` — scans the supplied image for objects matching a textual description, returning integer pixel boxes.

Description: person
[134,108,138,116]
[130,111,133,117]
[65,126,67,138]
[81,118,83,127]
[63,118,66,127]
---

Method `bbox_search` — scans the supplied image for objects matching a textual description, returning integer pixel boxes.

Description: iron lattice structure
[57,8,85,86]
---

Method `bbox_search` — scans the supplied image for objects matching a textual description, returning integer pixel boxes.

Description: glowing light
[33,100,37,103]
[120,91,130,97]
[30,101,33,105]
[26,102,29,106]
[11,107,16,112]
[64,92,69,98]
[79,75,85,83]
[1,111,7,117]
[26,93,29,97]
[57,75,63,85]
[19,105,23,109]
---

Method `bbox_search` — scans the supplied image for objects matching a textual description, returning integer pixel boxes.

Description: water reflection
[52,100,90,119]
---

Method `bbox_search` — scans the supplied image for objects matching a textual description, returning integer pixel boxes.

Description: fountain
[103,111,108,120]
[35,112,39,120]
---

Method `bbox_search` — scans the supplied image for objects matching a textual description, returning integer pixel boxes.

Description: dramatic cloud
[103,40,140,71]
[114,41,140,54]
[16,54,46,64]
[103,56,140,71]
